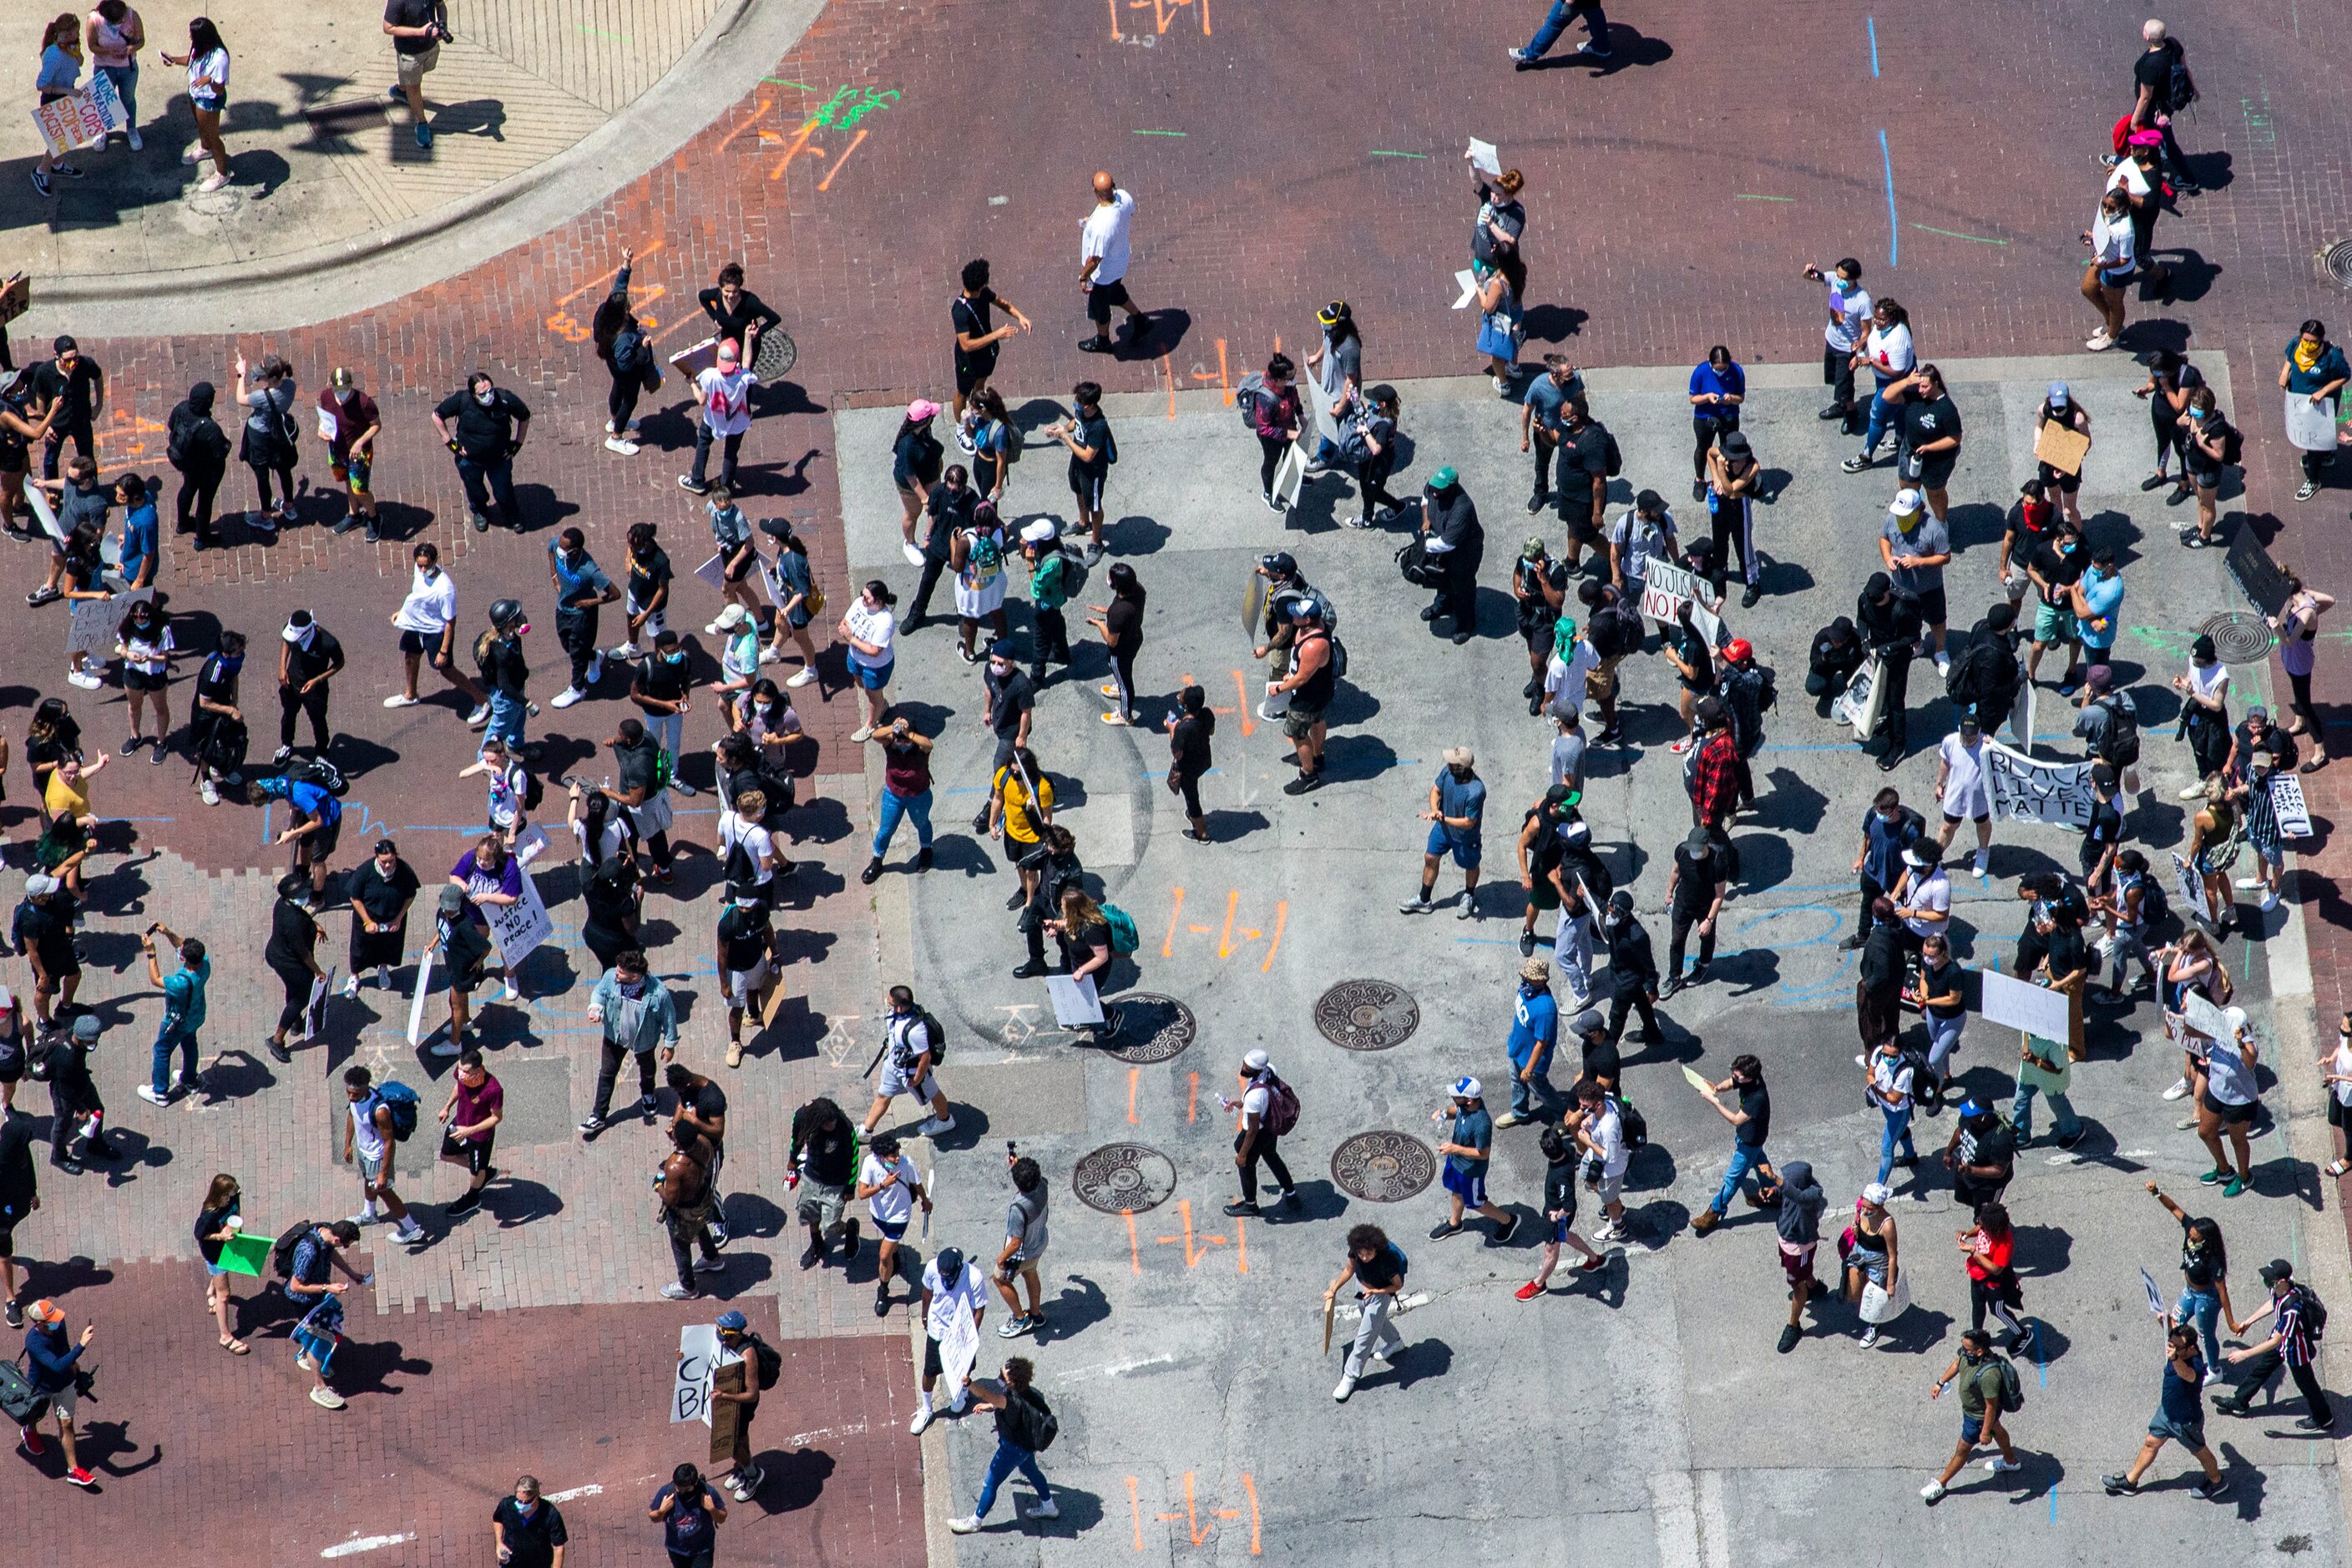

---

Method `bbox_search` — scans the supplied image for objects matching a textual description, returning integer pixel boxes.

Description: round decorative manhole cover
[1329,1130,1438,1203]
[1102,993,1196,1063]
[1072,1142,1178,1214]
[1313,979,1420,1051]
[2198,610,2274,665]
[2324,240,2352,288]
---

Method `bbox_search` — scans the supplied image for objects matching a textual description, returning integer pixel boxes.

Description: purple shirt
[451,852,523,924]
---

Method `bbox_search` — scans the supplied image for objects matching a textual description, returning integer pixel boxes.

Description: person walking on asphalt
[1222,1049,1298,1216]
[2103,1323,2231,1500]
[1600,888,1662,1044]
[1076,170,1146,353]
[863,985,954,1137]
[1856,572,1923,768]
[1516,1122,1606,1300]
[1689,1054,1773,1235]
[1494,957,1559,1129]
[1763,1159,1826,1353]
[1326,1223,1409,1402]
[854,1131,928,1314]
[992,1153,1050,1338]
[1920,1327,2021,1502]
[1402,746,1485,916]
[432,370,532,534]
[948,1356,1060,1532]
[1272,599,1334,792]
[1429,1076,1517,1245]
[261,873,323,1066]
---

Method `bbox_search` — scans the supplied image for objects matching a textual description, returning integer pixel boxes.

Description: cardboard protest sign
[66,587,152,660]
[2033,420,2091,477]
[485,867,552,964]
[1980,968,2075,1046]
[1983,740,2094,828]
[708,1361,747,1463]
[1636,560,1722,646]
[31,73,125,159]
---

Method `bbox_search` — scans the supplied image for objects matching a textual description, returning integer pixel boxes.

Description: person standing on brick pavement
[610,522,675,663]
[136,923,205,1105]
[2103,1322,2232,1500]
[710,1310,770,1500]
[343,1065,425,1245]
[911,1243,985,1431]
[232,353,299,534]
[1076,170,1146,354]
[594,247,656,457]
[475,597,533,751]
[546,527,619,711]
[650,1461,727,1568]
[338,837,417,998]
[433,370,532,534]
[604,716,681,885]
[273,608,342,763]
[451,835,525,1000]
[28,451,107,608]
[993,1154,1050,1338]
[1326,1223,1409,1403]
[0,367,57,537]
[756,516,822,684]
[191,1171,249,1352]
[433,1048,501,1219]
[2281,320,2349,504]
[164,379,230,549]
[18,1298,98,1485]
[282,1218,367,1409]
[113,472,159,593]
[580,948,675,1138]
[656,1119,724,1301]
[0,1115,36,1326]
[11,874,79,1032]
[950,259,1029,435]
[46,1014,109,1171]
[28,336,103,486]
[948,1355,1060,1533]
[666,1061,730,1234]
[386,541,483,718]
[788,1095,859,1267]
[698,263,782,373]
[379,0,443,150]
[259,872,322,1065]
[681,339,756,498]
[313,367,382,540]
[1470,260,1522,396]
[857,1132,928,1315]
[710,893,773,1070]
[2106,18,2201,196]
[701,486,764,635]
[1802,258,1871,432]
[1841,299,1915,475]
[493,1475,569,1568]
[190,629,247,805]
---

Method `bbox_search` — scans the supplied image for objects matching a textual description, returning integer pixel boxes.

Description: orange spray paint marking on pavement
[1155,1199,1227,1267]
[1161,354,1177,419]
[1261,902,1287,972]
[1186,1071,1199,1124]
[1156,1472,1216,1545]
[552,242,662,310]
[1230,670,1257,736]
[817,129,868,191]
[1106,0,1121,39]
[1126,1066,1141,1124]
[715,98,772,154]
[1161,887,1185,957]
[1234,1211,1247,1272]
[1216,890,1240,959]
[768,116,822,180]
[1242,1474,1262,1553]
[1126,1476,1144,1547]
[1216,338,1232,402]
[1124,1210,1141,1274]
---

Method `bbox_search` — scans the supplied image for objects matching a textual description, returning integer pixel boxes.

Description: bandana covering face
[2294,338,2324,374]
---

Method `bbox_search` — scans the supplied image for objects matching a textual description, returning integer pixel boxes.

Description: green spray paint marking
[812,85,903,129]
[2129,625,2199,658]
[1131,129,1187,137]
[1734,194,1795,202]
[1369,150,1430,159]
[578,23,630,42]
[763,78,817,89]
[1910,222,2008,246]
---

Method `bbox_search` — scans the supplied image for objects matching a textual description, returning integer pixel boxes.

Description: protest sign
[66,586,153,660]
[1832,657,1884,739]
[693,552,727,591]
[486,867,552,964]
[0,274,28,326]
[1636,560,1722,645]
[2271,772,2313,839]
[673,1323,721,1424]
[1979,968,2075,1045]
[1466,137,1501,176]
[1302,352,1344,447]
[1983,739,2094,828]
[406,946,436,1046]
[300,968,334,1042]
[1271,440,1307,512]
[219,1232,271,1278]
[2033,420,2091,477]
[2180,989,2233,1042]
[669,336,723,381]
[2142,1267,2167,1319]
[31,73,125,159]
[1048,974,1105,1027]
[708,1361,747,1464]
[1452,268,1478,310]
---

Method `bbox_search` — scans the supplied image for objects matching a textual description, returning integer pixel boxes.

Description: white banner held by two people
[1982,739,2094,828]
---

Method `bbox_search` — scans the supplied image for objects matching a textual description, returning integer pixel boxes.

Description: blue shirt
[251,774,342,825]
[1434,770,1486,838]
[550,549,613,615]
[2158,1351,2206,1424]
[1524,373,1579,435]
[119,502,159,584]
[652,1482,720,1553]
[2076,567,2123,650]
[1447,1105,1494,1176]
[1862,808,1920,888]
[1689,359,1746,416]
[162,954,211,1033]
[23,1322,82,1394]
[1508,984,1557,1070]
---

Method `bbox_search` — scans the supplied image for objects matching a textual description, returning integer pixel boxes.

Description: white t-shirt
[1901,867,1950,938]
[2089,206,2135,270]
[1610,508,1674,582]
[1588,1105,1629,1178]
[1869,1050,1915,1109]
[1545,640,1601,717]
[1939,733,1990,816]
[2188,660,2229,708]
[186,46,229,97]
[1864,321,1914,379]
[923,1259,988,1338]
[352,1095,387,1162]
[843,601,895,670]
[573,813,627,865]
[1080,189,1136,285]
[395,566,457,635]
[2331,1040,2352,1110]
[695,366,757,437]
[1823,278,1872,352]
[721,813,774,885]
[1240,1079,1272,1122]
[861,1151,918,1225]
[121,621,175,677]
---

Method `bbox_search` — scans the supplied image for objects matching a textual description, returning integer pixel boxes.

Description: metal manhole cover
[2325,240,2352,288]
[1313,980,1420,1051]
[1072,1142,1178,1214]
[2199,610,2274,665]
[1329,1130,1438,1203]
[1102,994,1196,1063]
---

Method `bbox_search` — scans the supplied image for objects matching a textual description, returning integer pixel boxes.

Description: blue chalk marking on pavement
[1879,129,1899,267]
[1866,15,1879,77]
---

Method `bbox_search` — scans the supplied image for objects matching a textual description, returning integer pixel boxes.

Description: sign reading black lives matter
[1983,740,2094,827]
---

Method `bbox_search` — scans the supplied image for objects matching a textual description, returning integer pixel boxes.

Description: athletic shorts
[873,1216,909,1242]
[796,1179,848,1232]
[1779,1240,1818,1285]
[440,1129,495,1176]
[397,629,444,655]
[853,659,893,692]
[953,348,998,397]
[1085,278,1131,324]
[1915,587,1948,629]
[1425,826,1481,869]
[123,666,168,692]
[2202,1090,2256,1125]
[1441,1164,1488,1207]
[878,1062,938,1101]
[332,454,372,495]
[2036,459,2081,495]
[307,814,342,859]
[1069,468,1105,512]
[1913,455,1957,493]
[2033,602,2078,644]
[721,961,774,1009]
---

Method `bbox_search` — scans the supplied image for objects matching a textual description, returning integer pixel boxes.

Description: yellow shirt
[991,766,1053,843]
[43,772,89,821]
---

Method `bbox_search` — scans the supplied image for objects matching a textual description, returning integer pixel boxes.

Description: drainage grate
[2199,610,2274,665]
[1102,994,1196,1064]
[2324,241,2352,288]
[1313,980,1420,1051]
[1072,1143,1178,1214]
[1329,1130,1438,1202]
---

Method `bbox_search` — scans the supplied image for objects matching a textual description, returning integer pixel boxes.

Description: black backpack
[1752,663,1778,713]
[1591,604,1642,660]
[203,714,250,774]
[918,1009,949,1066]
[1233,373,1266,428]
[2297,1285,2329,1342]
[286,754,351,797]
[1009,1386,1060,1451]
[2096,695,2141,766]
[2217,418,2243,467]
[271,1221,316,1281]
[518,766,545,812]
[1591,421,1624,477]
[2164,44,2198,111]
[1899,1044,1945,1114]
[1616,1095,1648,1151]
[744,1332,782,1391]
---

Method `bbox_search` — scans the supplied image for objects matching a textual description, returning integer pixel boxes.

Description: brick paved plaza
[6,0,2352,1561]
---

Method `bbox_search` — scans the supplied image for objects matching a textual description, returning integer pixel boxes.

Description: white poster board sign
[1466,137,1501,176]
[2284,392,2340,453]
[1833,656,1884,739]
[67,587,152,660]
[1451,268,1478,311]
[2271,773,2313,839]
[1270,441,1306,513]
[1979,968,2071,1039]
[1047,974,1105,1027]
[485,867,552,964]
[1636,560,1722,646]
[405,946,436,1046]
[1984,740,2095,828]
[1303,350,1345,447]
[673,1323,720,1424]
[26,485,64,547]
[2180,989,2232,1042]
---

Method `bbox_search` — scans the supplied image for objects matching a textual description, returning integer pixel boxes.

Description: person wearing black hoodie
[1857,571,1925,768]
[1763,1158,1827,1353]
[1949,602,2024,738]
[1599,889,1662,1044]
[1857,896,1907,1050]
[0,1116,36,1327]
[1416,468,1483,645]
[1806,616,1866,706]
[166,382,233,549]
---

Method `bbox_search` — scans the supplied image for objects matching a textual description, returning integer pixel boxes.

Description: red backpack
[1264,1075,1301,1137]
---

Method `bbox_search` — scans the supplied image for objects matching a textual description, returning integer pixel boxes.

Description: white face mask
[473,388,495,406]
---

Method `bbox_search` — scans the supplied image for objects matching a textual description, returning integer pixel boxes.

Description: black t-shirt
[1921,959,1965,1019]
[1105,596,1143,652]
[434,387,532,462]
[12,899,72,969]
[31,357,100,427]
[1352,1242,1406,1292]
[346,858,420,926]
[1171,711,1216,774]
[923,484,974,559]
[1736,1081,1771,1146]
[1471,192,1525,266]
[1670,839,1724,913]
[2030,539,2086,596]
[383,0,441,53]
[491,1497,569,1568]
[799,1115,855,1185]
[2084,798,2125,853]
[195,654,239,709]
[439,908,493,976]
[2042,922,2090,983]
[698,287,781,347]
[266,898,317,969]
[716,905,771,973]
[478,634,527,697]
[984,666,1034,736]
[1581,1032,1621,1086]
[1070,408,1114,478]
[583,865,635,930]
[285,628,346,687]
[689,1080,728,1124]
[952,291,999,364]
[636,650,691,704]
[1900,394,1962,455]
[2133,40,2181,114]
[1558,425,1610,501]
[627,545,673,609]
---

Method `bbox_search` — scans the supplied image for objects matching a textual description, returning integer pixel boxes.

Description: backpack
[1262,1075,1301,1137]
[1328,635,1349,680]
[286,754,350,797]
[1396,537,1443,588]
[1055,543,1092,598]
[2297,1284,2329,1342]
[0,1358,44,1426]
[1616,1095,1648,1151]
[1594,422,1624,478]
[2216,417,2243,467]
[1992,1354,2026,1414]
[1899,1044,1945,1114]
[1010,1386,1060,1451]
[723,832,763,900]
[203,714,248,774]
[1591,604,1641,660]
[994,420,1024,466]
[518,766,545,812]
[965,528,1005,578]
[2127,871,2170,933]
[374,1080,421,1141]
[1100,903,1141,955]
[2096,695,2141,766]
[1234,373,1266,429]
[271,1221,316,1281]
[917,1009,949,1067]
[744,1331,782,1391]
[1753,664,1778,713]
[2164,45,2198,111]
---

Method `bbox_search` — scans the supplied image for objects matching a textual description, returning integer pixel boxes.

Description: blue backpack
[373,1081,421,1142]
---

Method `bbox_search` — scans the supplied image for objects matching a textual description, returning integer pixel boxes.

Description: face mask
[473,389,494,406]
[663,650,684,665]
[617,977,644,997]
[338,388,357,406]
[216,654,243,675]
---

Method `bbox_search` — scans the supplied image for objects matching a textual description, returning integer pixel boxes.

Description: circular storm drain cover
[1330,1130,1438,1203]
[1313,979,1420,1051]
[1072,1142,1178,1214]
[2324,240,2352,288]
[1102,993,1196,1064]
[2199,610,2274,665]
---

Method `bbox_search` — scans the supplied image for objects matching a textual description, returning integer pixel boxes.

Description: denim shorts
[854,658,893,692]
[1961,1412,1987,1444]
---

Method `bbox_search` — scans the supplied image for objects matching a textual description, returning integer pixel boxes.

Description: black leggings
[1693,417,1736,478]
[1176,769,1205,822]
[177,465,224,537]
[2304,450,2336,483]
[1969,1275,2027,1337]
[1358,451,1399,519]
[1109,643,1139,721]
[250,459,296,514]
[1257,433,1288,496]
[2288,668,2320,737]
[1236,1127,1293,1202]
[607,367,641,432]
[271,959,311,1034]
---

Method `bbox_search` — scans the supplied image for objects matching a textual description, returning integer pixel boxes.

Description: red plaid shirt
[1692,731,1741,825]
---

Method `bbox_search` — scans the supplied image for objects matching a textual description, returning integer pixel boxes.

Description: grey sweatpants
[1343,1292,1402,1379]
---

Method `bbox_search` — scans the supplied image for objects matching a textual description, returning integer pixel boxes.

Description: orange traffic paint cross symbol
[1132,1470,1262,1553]
[1161,888,1287,970]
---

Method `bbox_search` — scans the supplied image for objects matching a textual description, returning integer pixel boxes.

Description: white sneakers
[2086,329,2114,352]
[1332,1374,1356,1402]
[339,975,361,999]
[909,1404,935,1434]
[2178,781,2208,800]
[948,1516,983,1534]
[604,437,640,455]
[66,671,102,690]
[201,778,220,806]
[2162,1077,2191,1101]
[787,666,818,687]
[199,172,230,193]
[1983,1456,2021,1474]
[465,706,490,728]
[394,1221,425,1245]
[605,641,640,660]
[1920,1480,1945,1502]
[851,725,874,743]
[135,1085,169,1106]
[428,1039,462,1058]
[917,1115,957,1136]
[550,687,585,710]
[382,694,421,708]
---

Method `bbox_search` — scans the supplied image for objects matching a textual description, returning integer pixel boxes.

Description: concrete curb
[25,0,824,339]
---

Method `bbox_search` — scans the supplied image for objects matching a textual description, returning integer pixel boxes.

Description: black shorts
[1915,586,1949,628]
[0,1225,12,1257]
[0,1051,19,1085]
[2331,1097,2352,1130]
[1913,455,1958,492]
[306,816,342,859]
[2183,459,2222,491]
[1823,344,1851,387]
[2036,460,2081,495]
[123,667,169,692]
[1521,615,1557,656]
[2203,1090,2257,1125]
[397,629,441,655]
[1085,278,1131,324]
[953,348,998,397]
[723,550,756,584]
[923,1333,944,1378]
[441,1129,495,1176]
[1069,466,1105,511]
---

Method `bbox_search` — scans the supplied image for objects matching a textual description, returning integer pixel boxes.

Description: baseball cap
[714,604,750,631]
[1449,1075,1483,1100]
[1682,827,1712,855]
[1904,842,1937,867]
[934,1247,965,1282]
[906,398,941,422]
[22,874,58,897]
[1520,957,1550,984]
[1021,519,1059,545]
[1607,888,1635,915]
[1956,1097,1989,1119]
[2047,381,2071,407]
[2086,665,2114,693]
[986,639,1016,660]
[72,1014,99,1041]
[27,1299,64,1325]
[1242,1048,1270,1072]
[2247,704,2269,722]
[1522,535,1548,559]
[1891,488,1924,517]
[1570,1008,1606,1036]
[1443,746,1474,768]
[716,339,741,365]
[714,1309,749,1332]
[330,367,357,392]
[2260,1258,2296,1285]
[1429,466,1459,490]
[1958,714,1982,737]
[1723,637,1753,663]
[2090,761,2118,790]
[1317,301,1348,326]
[2223,1004,2250,1036]
[1258,550,1296,576]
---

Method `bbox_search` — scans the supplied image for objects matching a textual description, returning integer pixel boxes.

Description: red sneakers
[18,1426,43,1455]
[66,1466,95,1487]
[1514,1281,1543,1301]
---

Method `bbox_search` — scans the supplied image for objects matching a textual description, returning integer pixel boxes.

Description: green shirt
[1030,550,1069,611]
[1957,1356,2005,1416]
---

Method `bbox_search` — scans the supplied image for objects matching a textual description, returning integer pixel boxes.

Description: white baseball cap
[1242,1048,1269,1072]
[1449,1075,1484,1100]
[1891,488,1924,517]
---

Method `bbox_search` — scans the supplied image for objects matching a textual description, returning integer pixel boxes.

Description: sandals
[220,1335,250,1354]
[2327,1160,2351,1178]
